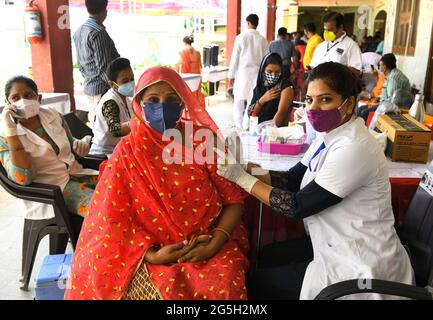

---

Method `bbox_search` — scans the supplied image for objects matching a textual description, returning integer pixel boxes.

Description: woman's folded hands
[144,234,217,265]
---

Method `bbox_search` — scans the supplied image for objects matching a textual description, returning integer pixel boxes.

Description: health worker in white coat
[0,76,99,220]
[228,13,269,129]
[216,62,414,300]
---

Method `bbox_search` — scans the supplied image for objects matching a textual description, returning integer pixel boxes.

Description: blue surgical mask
[142,102,183,133]
[116,81,135,97]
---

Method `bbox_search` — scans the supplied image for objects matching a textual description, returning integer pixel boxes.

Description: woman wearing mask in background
[216,62,413,300]
[246,53,294,127]
[90,57,134,156]
[175,36,205,108]
[0,76,98,219]
[65,67,250,300]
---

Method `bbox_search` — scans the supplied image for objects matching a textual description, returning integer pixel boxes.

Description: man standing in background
[228,14,269,130]
[269,27,299,80]
[309,12,362,76]
[74,0,120,126]
[303,22,323,70]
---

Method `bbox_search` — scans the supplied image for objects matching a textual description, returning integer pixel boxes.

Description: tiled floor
[0,94,235,300]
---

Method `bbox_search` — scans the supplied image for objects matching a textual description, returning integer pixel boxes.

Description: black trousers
[247,237,313,300]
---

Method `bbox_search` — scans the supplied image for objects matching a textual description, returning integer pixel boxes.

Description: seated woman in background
[90,57,134,156]
[0,76,98,219]
[246,53,294,127]
[65,67,250,300]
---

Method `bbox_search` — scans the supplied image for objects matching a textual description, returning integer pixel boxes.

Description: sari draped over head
[64,67,249,300]
[250,52,293,124]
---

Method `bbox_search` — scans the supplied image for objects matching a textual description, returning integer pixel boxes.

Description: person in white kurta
[228,14,269,129]
[216,62,414,300]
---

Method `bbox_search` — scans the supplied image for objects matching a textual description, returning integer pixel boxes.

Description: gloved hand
[294,106,306,123]
[225,132,247,170]
[73,138,90,158]
[214,147,259,193]
[1,104,19,137]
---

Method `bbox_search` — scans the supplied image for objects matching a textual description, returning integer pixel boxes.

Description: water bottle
[249,110,259,136]
[409,93,425,123]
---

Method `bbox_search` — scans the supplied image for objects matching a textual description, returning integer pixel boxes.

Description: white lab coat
[299,118,414,299]
[15,107,98,220]
[90,89,132,155]
[228,29,269,102]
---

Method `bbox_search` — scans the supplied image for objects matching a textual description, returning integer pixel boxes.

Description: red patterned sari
[64,67,249,300]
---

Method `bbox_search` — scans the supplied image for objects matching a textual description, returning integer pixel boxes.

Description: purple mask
[306,99,347,132]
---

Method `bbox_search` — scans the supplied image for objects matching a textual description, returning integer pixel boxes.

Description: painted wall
[384,0,433,91]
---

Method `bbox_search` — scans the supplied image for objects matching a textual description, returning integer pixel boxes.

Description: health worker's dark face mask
[142,102,183,133]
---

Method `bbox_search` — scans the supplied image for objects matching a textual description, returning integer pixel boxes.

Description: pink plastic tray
[258,135,307,155]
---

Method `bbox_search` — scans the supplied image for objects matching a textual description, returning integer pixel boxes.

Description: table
[40,92,71,115]
[180,74,201,92]
[201,66,229,83]
[239,133,431,265]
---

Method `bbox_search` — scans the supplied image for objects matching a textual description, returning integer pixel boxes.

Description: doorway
[374,10,387,40]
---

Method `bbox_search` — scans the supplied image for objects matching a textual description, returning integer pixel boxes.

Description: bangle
[213,227,231,240]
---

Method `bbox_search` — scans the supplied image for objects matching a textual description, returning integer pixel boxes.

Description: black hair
[85,0,108,15]
[304,62,362,101]
[4,76,38,100]
[322,11,344,29]
[246,14,259,27]
[380,53,397,70]
[304,22,316,33]
[183,36,194,45]
[263,53,283,69]
[106,57,132,82]
[278,27,287,37]
[295,38,306,46]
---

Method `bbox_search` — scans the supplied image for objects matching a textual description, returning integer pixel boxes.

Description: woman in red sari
[64,67,250,300]
[176,36,206,107]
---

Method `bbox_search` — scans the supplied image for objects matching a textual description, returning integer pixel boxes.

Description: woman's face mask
[306,98,349,132]
[140,81,184,133]
[142,102,183,133]
[264,71,281,87]
[14,99,41,119]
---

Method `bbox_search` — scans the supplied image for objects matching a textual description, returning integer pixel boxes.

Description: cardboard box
[375,113,431,163]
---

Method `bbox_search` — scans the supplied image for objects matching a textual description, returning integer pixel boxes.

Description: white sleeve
[315,143,375,198]
[347,42,363,71]
[228,36,241,79]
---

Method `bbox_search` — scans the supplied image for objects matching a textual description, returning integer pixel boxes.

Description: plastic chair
[0,151,105,291]
[63,112,93,140]
[315,184,433,300]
